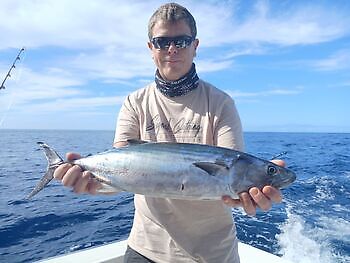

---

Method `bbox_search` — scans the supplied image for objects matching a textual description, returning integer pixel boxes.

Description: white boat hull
[37,239,292,263]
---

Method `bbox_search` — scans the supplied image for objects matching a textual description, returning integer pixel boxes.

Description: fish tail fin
[26,142,64,199]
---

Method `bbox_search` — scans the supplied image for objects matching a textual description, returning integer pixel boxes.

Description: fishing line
[271,151,288,160]
[0,47,26,127]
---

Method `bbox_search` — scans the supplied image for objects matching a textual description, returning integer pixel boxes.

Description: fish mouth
[272,168,297,189]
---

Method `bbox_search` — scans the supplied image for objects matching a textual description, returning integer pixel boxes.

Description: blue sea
[0,130,349,263]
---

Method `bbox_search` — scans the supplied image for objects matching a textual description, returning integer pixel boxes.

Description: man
[54,3,283,262]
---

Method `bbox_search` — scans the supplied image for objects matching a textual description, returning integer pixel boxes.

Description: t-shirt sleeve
[114,94,140,143]
[214,97,244,151]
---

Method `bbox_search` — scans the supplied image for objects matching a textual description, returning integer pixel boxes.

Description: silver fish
[27,140,296,200]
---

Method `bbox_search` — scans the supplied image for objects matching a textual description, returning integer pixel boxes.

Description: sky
[0,0,349,132]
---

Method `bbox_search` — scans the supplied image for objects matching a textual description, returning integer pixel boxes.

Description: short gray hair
[148,3,197,40]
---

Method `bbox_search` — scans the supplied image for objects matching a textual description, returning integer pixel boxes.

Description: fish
[27,140,296,200]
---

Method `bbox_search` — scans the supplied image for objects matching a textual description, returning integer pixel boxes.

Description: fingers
[73,171,91,194]
[222,193,257,216]
[53,152,98,195]
[87,179,102,195]
[66,152,81,162]
[262,186,282,203]
[223,186,283,216]
[53,163,72,180]
[222,195,242,207]
[270,159,285,167]
[53,152,82,181]
[239,192,257,216]
[249,187,271,212]
[61,165,82,187]
[73,171,102,195]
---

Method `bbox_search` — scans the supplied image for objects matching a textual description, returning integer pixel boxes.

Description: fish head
[231,153,296,194]
[268,162,297,189]
[263,161,296,189]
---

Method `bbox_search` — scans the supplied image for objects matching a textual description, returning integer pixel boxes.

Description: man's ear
[194,39,199,50]
[148,42,154,59]
[193,39,199,57]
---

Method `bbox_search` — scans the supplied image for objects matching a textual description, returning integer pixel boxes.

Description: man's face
[148,20,199,81]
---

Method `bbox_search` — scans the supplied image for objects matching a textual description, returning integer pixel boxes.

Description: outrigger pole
[0,47,25,90]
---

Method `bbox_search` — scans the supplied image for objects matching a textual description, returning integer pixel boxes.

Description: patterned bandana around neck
[155,63,199,97]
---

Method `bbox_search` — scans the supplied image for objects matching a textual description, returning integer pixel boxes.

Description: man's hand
[222,160,284,216]
[53,153,101,194]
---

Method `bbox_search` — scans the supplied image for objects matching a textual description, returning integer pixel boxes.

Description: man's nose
[167,42,178,54]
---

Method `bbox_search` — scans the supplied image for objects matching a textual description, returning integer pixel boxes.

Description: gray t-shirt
[114,79,244,263]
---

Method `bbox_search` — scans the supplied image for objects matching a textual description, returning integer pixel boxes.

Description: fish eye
[267,165,277,176]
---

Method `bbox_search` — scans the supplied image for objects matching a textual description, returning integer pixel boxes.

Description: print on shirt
[145,114,202,143]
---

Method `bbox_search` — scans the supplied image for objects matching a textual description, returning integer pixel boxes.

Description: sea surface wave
[0,130,349,262]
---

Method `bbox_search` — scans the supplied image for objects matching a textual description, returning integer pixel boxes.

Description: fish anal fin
[193,162,228,176]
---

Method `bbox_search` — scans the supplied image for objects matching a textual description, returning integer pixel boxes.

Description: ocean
[0,130,349,262]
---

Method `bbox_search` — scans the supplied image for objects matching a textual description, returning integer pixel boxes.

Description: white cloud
[226,87,303,99]
[311,49,350,71]
[1,0,349,50]
[196,58,234,73]
[0,66,82,118]
[192,0,350,47]
[0,0,154,50]
[0,65,130,120]
[0,67,84,104]
[16,96,126,113]
[223,46,266,59]
[1,0,349,84]
[68,46,154,81]
[1,0,348,132]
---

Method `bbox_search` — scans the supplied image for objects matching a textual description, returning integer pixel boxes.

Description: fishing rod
[0,47,25,90]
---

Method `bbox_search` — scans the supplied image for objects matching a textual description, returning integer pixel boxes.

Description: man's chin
[161,68,186,81]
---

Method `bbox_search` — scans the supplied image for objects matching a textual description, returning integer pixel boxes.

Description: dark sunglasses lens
[152,38,168,49]
[152,36,193,49]
[174,38,189,48]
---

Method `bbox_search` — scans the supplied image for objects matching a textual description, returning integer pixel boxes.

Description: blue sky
[0,0,349,132]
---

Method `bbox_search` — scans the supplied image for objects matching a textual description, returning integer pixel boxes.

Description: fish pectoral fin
[92,174,125,194]
[96,183,123,195]
[193,162,228,176]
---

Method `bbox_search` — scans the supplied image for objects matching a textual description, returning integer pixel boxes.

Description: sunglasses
[151,35,195,50]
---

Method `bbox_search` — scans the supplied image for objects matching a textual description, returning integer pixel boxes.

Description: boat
[37,239,292,262]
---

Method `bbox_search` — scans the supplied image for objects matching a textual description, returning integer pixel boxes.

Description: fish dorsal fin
[127,139,149,145]
[193,161,229,176]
